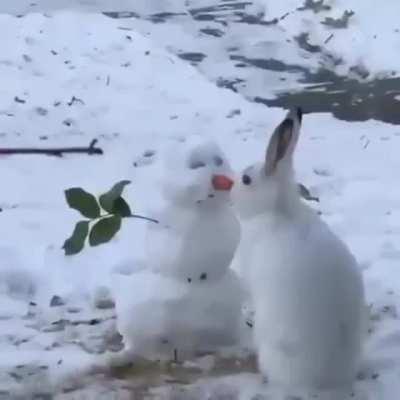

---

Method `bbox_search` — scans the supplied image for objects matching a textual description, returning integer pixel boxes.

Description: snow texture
[0,2,399,399]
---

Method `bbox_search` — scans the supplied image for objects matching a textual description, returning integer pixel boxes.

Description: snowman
[115,140,246,362]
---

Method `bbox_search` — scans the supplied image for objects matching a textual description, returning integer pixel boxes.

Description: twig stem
[0,139,103,157]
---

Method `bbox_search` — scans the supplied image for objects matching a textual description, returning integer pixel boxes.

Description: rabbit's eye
[213,155,224,166]
[242,174,252,185]
[189,160,206,169]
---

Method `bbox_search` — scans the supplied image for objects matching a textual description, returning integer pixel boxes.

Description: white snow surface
[1,0,400,79]
[262,0,400,78]
[0,5,399,400]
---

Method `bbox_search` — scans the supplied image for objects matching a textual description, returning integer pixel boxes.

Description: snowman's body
[148,195,240,283]
[115,268,244,361]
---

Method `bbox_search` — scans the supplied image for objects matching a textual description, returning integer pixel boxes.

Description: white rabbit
[232,108,366,391]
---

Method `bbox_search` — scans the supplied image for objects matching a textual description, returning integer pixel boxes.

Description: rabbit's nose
[212,175,234,191]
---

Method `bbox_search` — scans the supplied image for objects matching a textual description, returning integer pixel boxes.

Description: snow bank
[3,0,399,81]
[263,0,400,78]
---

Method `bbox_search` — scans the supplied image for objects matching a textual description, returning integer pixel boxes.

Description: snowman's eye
[213,155,224,166]
[189,160,206,169]
[242,174,252,185]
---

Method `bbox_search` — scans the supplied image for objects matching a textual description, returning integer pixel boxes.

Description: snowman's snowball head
[162,140,234,206]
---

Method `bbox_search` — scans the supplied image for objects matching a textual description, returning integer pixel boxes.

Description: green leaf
[112,197,132,217]
[89,216,122,247]
[65,188,100,219]
[99,180,131,214]
[63,220,89,255]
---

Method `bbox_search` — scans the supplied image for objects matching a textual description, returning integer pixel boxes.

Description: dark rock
[95,298,115,310]
[200,28,225,37]
[67,306,81,314]
[42,319,67,332]
[226,109,241,118]
[321,10,355,29]
[50,295,65,307]
[33,393,53,400]
[143,149,155,158]
[35,107,48,116]
[178,52,207,64]
[93,286,115,310]
[8,371,23,382]
[298,0,331,13]
[14,96,26,104]
[67,96,85,106]
[23,54,32,63]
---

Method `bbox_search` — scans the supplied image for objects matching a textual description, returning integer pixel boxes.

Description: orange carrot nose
[212,175,234,191]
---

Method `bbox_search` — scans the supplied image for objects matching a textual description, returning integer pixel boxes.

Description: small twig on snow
[279,12,291,21]
[67,96,85,106]
[324,33,334,44]
[0,139,103,157]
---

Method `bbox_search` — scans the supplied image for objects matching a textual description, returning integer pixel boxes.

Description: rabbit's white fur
[232,108,366,391]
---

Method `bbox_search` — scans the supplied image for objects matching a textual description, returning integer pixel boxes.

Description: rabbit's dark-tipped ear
[265,107,302,175]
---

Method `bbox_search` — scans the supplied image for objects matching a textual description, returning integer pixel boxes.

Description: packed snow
[263,1,400,77]
[2,0,400,81]
[117,141,245,362]
[0,2,400,399]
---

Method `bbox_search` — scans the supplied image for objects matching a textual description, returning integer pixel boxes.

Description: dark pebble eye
[213,155,224,166]
[242,174,252,185]
[189,160,206,169]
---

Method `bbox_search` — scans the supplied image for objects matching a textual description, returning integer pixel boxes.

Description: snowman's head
[162,141,235,208]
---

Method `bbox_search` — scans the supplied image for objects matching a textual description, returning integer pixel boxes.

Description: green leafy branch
[63,180,158,255]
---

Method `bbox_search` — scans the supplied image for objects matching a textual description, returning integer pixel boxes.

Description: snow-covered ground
[3,0,400,82]
[0,2,400,399]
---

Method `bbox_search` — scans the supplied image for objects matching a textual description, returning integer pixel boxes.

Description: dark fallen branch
[324,33,334,44]
[0,139,103,157]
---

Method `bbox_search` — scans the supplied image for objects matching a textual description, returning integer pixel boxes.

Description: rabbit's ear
[265,107,302,175]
